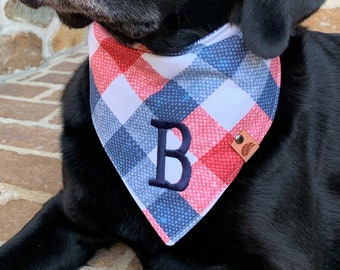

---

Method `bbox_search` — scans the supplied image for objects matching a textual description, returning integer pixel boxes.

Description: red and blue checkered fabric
[89,22,281,245]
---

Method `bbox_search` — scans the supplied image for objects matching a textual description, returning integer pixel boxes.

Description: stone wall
[0,0,339,76]
[0,0,86,75]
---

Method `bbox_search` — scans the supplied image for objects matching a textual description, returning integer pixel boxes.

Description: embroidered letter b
[149,119,192,191]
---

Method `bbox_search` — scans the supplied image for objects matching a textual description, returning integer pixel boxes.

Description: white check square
[142,53,196,79]
[102,75,142,124]
[201,79,255,131]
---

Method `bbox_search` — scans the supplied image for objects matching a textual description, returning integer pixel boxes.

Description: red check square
[125,58,169,101]
[101,38,142,73]
[180,161,227,214]
[181,107,229,158]
[91,47,122,94]
[230,104,272,142]
[200,134,243,184]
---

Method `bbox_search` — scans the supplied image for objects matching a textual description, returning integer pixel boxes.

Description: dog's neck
[99,1,242,55]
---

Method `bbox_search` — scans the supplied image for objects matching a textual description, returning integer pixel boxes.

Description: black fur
[1,0,339,269]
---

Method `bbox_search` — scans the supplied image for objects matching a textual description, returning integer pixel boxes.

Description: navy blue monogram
[149,120,192,191]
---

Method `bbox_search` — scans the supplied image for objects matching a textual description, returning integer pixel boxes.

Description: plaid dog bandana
[89,22,281,245]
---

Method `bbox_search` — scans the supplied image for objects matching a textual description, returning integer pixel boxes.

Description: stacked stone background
[0,0,86,75]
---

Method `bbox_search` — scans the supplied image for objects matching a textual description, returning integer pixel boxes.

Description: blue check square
[145,81,198,122]
[105,127,146,176]
[148,191,199,238]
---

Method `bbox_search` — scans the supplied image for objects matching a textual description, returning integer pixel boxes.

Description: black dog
[0,0,339,269]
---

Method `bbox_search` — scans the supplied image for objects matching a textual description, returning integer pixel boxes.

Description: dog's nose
[19,0,42,9]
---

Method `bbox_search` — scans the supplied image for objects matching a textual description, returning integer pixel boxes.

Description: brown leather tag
[231,130,259,162]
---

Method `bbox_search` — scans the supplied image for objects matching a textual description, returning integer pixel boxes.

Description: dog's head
[21,0,325,57]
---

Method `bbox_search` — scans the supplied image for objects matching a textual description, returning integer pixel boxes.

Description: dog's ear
[240,0,326,58]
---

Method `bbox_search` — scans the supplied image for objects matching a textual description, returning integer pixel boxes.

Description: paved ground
[0,9,339,269]
[0,47,142,269]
